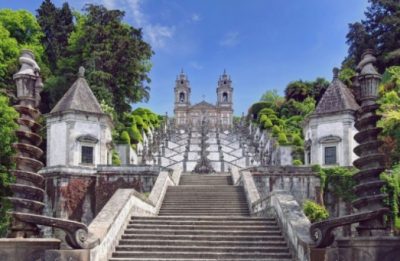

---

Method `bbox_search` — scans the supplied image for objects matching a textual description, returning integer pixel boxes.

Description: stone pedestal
[335,236,400,261]
[0,238,60,260]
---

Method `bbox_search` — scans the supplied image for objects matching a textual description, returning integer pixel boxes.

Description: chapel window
[324,146,336,165]
[81,146,94,164]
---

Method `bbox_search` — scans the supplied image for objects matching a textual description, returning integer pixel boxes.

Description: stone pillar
[310,124,318,165]
[342,120,352,166]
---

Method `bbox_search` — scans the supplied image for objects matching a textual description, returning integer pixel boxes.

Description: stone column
[342,120,352,166]
[310,123,318,165]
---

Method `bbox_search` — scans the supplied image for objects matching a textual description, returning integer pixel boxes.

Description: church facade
[174,70,234,129]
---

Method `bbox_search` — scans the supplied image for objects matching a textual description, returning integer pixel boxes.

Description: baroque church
[174,70,233,129]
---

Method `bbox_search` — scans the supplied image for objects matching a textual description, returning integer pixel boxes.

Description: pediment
[77,134,99,143]
[318,135,341,144]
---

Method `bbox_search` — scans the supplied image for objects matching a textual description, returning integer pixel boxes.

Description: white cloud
[126,0,146,26]
[191,13,201,22]
[190,61,203,70]
[103,0,174,49]
[103,0,116,9]
[144,24,175,48]
[219,32,240,47]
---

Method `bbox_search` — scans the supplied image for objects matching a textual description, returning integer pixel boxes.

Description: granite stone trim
[241,170,262,211]
[252,190,313,261]
[229,165,241,185]
[148,171,174,213]
[88,169,180,261]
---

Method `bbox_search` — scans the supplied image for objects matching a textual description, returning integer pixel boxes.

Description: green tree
[344,0,400,71]
[378,66,400,165]
[53,5,153,115]
[36,0,73,72]
[0,94,18,236]
[310,78,329,104]
[284,80,311,102]
[260,89,284,109]
[0,9,48,91]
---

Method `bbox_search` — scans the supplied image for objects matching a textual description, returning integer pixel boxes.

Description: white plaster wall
[303,113,358,167]
[48,121,67,166]
[47,113,112,167]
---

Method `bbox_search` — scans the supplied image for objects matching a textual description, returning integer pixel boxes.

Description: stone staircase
[109,174,292,260]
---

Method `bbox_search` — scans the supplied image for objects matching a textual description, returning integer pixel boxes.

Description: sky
[0,0,369,115]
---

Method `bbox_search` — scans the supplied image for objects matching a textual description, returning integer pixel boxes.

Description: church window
[179,92,185,103]
[181,80,184,84]
[222,92,228,102]
[324,146,336,165]
[81,146,94,164]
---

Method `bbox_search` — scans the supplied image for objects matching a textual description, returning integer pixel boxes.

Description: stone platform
[0,238,60,261]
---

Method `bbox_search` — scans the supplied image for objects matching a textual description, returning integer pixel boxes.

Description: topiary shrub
[112,150,121,165]
[120,130,130,145]
[278,132,288,145]
[272,125,280,137]
[263,118,273,129]
[259,114,273,129]
[303,200,329,223]
[128,125,142,144]
[293,159,303,166]
[292,133,303,147]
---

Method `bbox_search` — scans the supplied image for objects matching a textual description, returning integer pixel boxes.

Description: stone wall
[40,165,168,227]
[247,166,320,204]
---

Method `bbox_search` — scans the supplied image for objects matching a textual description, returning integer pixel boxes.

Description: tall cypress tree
[36,0,73,72]
[344,0,400,71]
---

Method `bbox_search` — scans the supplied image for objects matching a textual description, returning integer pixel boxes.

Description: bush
[292,133,303,147]
[278,132,288,145]
[259,115,273,129]
[128,125,142,144]
[293,159,303,166]
[263,118,273,129]
[120,131,130,145]
[248,102,273,120]
[303,200,329,223]
[272,125,280,136]
[112,150,121,165]
[381,164,400,232]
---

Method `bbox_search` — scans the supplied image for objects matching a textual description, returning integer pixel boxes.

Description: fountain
[193,119,215,174]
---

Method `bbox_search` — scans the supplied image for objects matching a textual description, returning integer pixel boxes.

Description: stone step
[123,229,281,236]
[165,189,243,192]
[120,234,286,242]
[129,220,275,226]
[111,251,292,259]
[118,239,287,247]
[158,211,250,215]
[109,257,293,261]
[159,212,249,217]
[162,200,247,203]
[131,216,272,221]
[161,205,248,212]
[114,245,289,253]
[126,224,277,231]
[160,204,248,207]
[167,185,239,189]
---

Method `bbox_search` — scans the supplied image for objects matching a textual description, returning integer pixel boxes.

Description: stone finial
[78,66,85,78]
[333,67,339,80]
[357,49,379,76]
[14,49,40,78]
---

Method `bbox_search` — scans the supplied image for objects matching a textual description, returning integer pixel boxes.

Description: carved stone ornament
[8,52,98,249]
